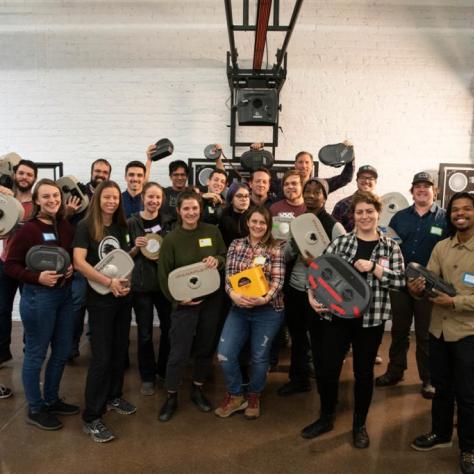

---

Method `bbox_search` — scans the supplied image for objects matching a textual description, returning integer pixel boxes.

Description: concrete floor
[0,323,459,474]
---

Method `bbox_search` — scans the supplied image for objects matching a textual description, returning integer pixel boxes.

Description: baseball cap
[357,165,378,179]
[412,171,434,186]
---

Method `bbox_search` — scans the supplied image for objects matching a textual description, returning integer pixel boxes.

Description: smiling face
[411,182,435,207]
[143,185,163,215]
[303,182,326,211]
[283,175,303,203]
[250,171,270,198]
[14,164,36,193]
[357,173,377,192]
[353,202,379,233]
[100,185,120,218]
[177,198,201,229]
[170,167,188,191]
[91,162,111,188]
[450,197,474,233]
[247,211,268,242]
[125,166,145,194]
[35,184,61,217]
[207,172,227,195]
[294,153,313,181]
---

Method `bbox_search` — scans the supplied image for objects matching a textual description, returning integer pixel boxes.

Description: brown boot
[214,393,248,418]
[244,393,260,420]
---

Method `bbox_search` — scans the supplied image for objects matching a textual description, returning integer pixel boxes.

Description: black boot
[191,383,212,412]
[353,413,369,449]
[301,414,334,439]
[158,392,178,422]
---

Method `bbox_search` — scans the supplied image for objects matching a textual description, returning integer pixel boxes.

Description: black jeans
[387,290,431,383]
[318,317,385,420]
[132,289,172,381]
[82,296,132,423]
[430,334,474,452]
[165,289,225,392]
[0,259,19,362]
[285,286,312,384]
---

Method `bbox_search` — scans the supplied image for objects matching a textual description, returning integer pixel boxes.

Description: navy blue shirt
[122,190,143,219]
[389,203,447,266]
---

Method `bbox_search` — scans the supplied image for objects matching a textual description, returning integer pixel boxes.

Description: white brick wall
[1,1,473,320]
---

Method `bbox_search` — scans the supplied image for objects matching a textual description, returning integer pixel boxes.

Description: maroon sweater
[5,218,74,285]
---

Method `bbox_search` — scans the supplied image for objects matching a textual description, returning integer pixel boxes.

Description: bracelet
[370,261,376,272]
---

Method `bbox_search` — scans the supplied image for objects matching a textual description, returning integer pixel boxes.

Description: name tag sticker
[199,238,212,248]
[42,233,56,242]
[378,257,389,268]
[430,226,443,236]
[462,273,474,286]
[253,256,266,266]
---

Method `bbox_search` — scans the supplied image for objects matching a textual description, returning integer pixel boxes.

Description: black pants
[132,289,172,381]
[82,296,132,423]
[319,317,384,420]
[0,259,19,362]
[387,290,431,383]
[307,307,324,393]
[165,289,224,392]
[430,334,474,452]
[285,286,312,384]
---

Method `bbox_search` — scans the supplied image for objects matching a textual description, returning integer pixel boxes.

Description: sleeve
[284,238,298,262]
[266,245,285,300]
[127,216,142,244]
[72,220,91,250]
[213,227,227,270]
[326,160,355,194]
[224,240,238,295]
[378,240,406,290]
[157,234,175,303]
[331,222,346,240]
[4,224,41,284]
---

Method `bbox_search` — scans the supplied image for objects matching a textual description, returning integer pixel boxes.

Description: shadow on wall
[402,3,474,163]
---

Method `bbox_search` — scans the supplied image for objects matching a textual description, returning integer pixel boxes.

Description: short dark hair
[208,168,228,180]
[446,192,474,237]
[249,167,272,182]
[169,160,189,176]
[90,158,112,176]
[125,161,146,175]
[350,191,382,215]
[13,159,38,178]
[295,151,313,163]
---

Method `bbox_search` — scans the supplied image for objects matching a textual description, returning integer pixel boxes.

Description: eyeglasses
[357,176,376,182]
[171,173,187,177]
[234,194,250,199]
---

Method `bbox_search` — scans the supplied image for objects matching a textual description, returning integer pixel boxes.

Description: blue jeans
[20,284,74,413]
[217,304,283,395]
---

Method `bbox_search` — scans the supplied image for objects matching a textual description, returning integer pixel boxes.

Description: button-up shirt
[427,234,474,342]
[225,237,285,311]
[323,232,405,327]
[122,190,143,219]
[389,203,447,266]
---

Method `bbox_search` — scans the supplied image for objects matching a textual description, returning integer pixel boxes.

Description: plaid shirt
[225,237,285,311]
[322,232,405,327]
[332,194,354,232]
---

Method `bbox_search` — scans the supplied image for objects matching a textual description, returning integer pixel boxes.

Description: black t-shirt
[354,237,378,279]
[73,219,130,303]
[141,215,162,234]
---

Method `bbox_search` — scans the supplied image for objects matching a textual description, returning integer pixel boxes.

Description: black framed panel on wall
[438,163,474,208]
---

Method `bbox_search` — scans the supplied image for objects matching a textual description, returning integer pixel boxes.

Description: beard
[91,176,105,188]
[14,179,34,193]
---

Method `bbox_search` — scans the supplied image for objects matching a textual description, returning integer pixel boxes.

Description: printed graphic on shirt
[199,238,213,247]
[98,236,121,260]
[144,224,162,234]
[275,212,296,219]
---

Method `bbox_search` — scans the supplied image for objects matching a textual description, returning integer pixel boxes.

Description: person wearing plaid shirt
[215,206,285,420]
[302,191,405,449]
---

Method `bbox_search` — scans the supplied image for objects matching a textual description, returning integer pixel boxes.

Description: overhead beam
[253,0,272,70]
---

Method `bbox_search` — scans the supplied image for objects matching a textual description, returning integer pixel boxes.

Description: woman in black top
[73,180,134,443]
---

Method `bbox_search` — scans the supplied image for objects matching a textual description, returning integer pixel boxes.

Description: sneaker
[83,418,115,443]
[411,432,452,451]
[214,393,248,418]
[277,381,311,397]
[374,355,383,365]
[421,383,435,399]
[375,372,403,387]
[461,451,474,474]
[140,381,155,396]
[45,399,80,416]
[0,384,13,399]
[106,398,137,415]
[26,409,63,431]
[244,393,260,420]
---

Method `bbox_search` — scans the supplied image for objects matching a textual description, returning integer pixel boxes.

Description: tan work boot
[214,393,248,418]
[244,393,260,420]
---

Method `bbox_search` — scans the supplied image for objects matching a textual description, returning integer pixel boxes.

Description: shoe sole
[301,426,334,439]
[214,403,248,418]
[410,440,452,451]
[83,426,115,443]
[375,379,404,388]
[244,413,259,420]
[278,388,312,397]
[106,406,137,415]
[0,392,13,399]
[26,417,63,431]
[47,408,80,416]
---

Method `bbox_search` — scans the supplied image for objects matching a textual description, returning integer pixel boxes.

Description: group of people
[0,144,473,473]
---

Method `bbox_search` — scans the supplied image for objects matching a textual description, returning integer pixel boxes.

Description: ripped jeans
[217,304,284,395]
